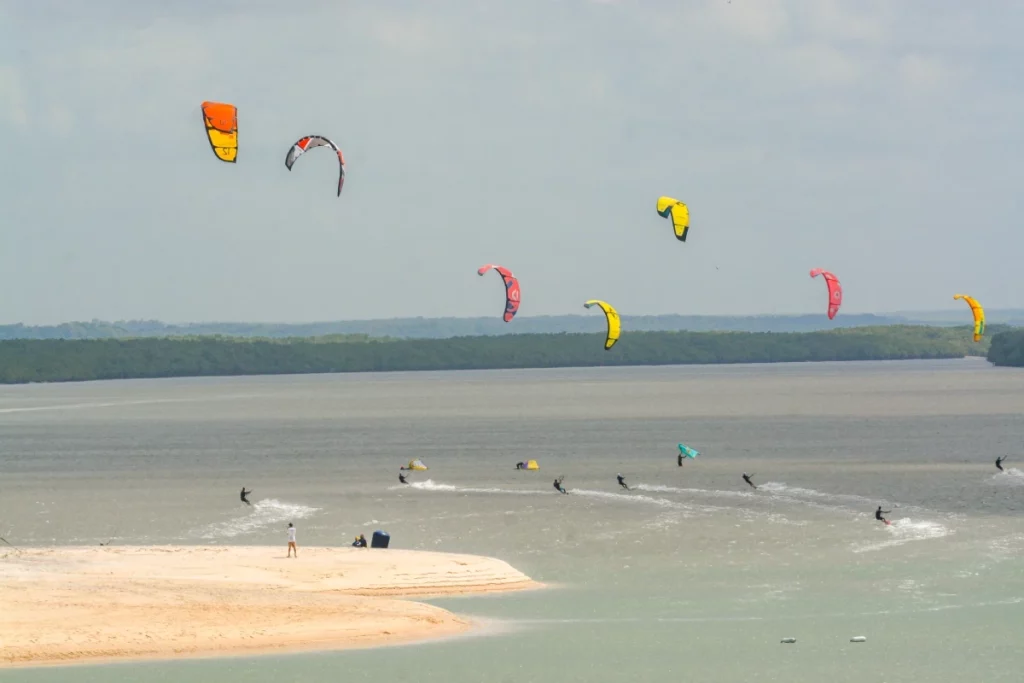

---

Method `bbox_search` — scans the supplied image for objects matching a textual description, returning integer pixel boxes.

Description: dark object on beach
[371,530,391,549]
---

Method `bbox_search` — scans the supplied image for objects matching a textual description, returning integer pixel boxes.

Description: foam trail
[573,488,688,510]
[405,479,545,496]
[991,468,1024,486]
[636,482,860,519]
[187,499,319,540]
[757,482,949,520]
[636,484,754,500]
[759,482,880,508]
[572,488,736,517]
[408,481,807,525]
[852,518,951,554]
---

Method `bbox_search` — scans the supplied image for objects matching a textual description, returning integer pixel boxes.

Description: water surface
[2,359,1023,682]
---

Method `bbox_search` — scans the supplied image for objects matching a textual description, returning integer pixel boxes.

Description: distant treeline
[0,325,990,384]
[4,311,1024,340]
[987,329,1024,367]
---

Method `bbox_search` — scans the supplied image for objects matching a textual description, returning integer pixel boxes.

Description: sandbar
[0,545,539,668]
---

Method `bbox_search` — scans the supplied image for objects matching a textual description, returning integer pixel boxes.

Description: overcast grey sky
[1,1,1021,325]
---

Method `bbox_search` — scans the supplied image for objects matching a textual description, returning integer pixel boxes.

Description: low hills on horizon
[2,309,1023,341]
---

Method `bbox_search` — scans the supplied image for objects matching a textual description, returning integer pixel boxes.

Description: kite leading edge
[477,264,521,322]
[809,268,842,320]
[656,196,690,242]
[953,294,985,342]
[584,299,621,350]
[285,135,346,196]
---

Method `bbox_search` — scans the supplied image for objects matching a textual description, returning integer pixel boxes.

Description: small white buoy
[780,638,797,644]
[850,636,867,643]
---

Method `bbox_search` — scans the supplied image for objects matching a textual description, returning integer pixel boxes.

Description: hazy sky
[2,1,1022,324]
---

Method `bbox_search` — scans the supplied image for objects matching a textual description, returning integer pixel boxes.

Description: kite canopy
[477,264,521,322]
[200,101,238,163]
[285,135,346,196]
[406,459,428,471]
[953,294,986,342]
[525,459,539,470]
[584,299,621,350]
[678,443,700,458]
[656,196,690,242]
[809,268,842,320]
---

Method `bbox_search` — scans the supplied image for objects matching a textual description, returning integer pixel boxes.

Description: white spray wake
[852,518,952,553]
[187,498,320,540]
[991,468,1024,486]
[403,479,546,495]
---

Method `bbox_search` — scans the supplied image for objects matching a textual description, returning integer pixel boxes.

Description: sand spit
[0,545,539,668]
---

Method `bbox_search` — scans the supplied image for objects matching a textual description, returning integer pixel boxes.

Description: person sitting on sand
[399,471,408,484]
[352,534,367,548]
[287,523,298,558]
[742,473,757,490]
[996,456,1007,472]
[554,476,568,494]
[617,474,629,490]
[875,506,891,524]
[240,487,252,506]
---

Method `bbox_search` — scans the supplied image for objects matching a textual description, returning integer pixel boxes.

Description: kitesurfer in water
[742,473,757,490]
[516,461,526,470]
[399,471,408,484]
[617,474,629,490]
[240,487,252,506]
[996,456,1007,472]
[875,506,891,524]
[678,453,684,467]
[554,476,568,494]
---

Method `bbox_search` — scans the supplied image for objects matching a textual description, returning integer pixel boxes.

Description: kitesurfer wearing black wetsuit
[996,456,1007,472]
[742,473,757,490]
[516,462,525,470]
[240,487,252,506]
[875,506,891,524]
[399,472,408,484]
[678,454,684,467]
[617,474,629,490]
[554,477,568,494]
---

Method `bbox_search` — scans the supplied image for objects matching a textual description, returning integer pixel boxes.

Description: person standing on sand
[287,523,298,558]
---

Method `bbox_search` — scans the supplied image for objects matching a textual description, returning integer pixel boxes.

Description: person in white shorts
[287,523,297,558]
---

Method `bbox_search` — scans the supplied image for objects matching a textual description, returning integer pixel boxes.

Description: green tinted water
[2,360,1023,681]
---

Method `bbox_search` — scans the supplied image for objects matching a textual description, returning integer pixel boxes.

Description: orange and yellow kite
[200,101,238,163]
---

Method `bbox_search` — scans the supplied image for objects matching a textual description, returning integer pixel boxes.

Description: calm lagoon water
[1,359,1023,682]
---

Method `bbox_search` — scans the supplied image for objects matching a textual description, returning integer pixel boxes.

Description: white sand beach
[0,545,539,668]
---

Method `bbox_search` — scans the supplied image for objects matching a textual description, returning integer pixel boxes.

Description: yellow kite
[201,101,238,163]
[656,196,690,242]
[953,294,985,342]
[584,299,621,350]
